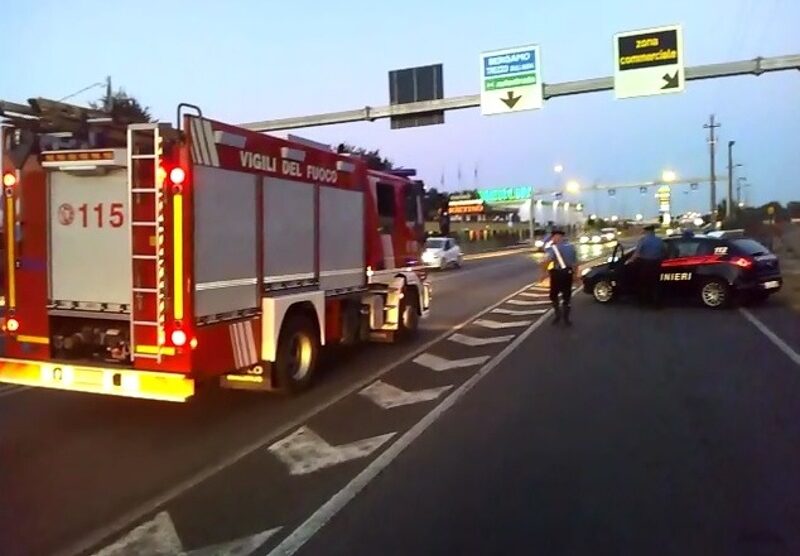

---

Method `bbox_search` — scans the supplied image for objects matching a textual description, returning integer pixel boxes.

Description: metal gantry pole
[239,55,800,132]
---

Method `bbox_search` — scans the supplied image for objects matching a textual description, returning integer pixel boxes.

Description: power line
[57,77,107,103]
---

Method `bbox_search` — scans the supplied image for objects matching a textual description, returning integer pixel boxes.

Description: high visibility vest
[551,244,568,269]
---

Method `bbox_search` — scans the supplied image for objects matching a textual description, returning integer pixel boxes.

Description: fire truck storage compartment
[48,168,132,309]
[193,165,258,317]
[263,177,316,286]
[319,186,364,291]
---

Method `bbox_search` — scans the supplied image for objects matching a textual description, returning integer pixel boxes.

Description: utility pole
[703,115,721,221]
[727,140,735,219]
[528,188,535,244]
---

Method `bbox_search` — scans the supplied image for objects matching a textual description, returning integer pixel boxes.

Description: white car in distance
[422,237,463,270]
[600,227,618,243]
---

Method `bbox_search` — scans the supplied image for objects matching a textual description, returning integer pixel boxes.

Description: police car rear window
[731,239,769,256]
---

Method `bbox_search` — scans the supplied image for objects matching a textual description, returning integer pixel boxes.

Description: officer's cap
[550,228,565,236]
[643,224,657,231]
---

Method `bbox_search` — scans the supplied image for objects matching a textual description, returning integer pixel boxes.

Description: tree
[90,86,152,123]
[423,187,448,220]
[336,143,393,171]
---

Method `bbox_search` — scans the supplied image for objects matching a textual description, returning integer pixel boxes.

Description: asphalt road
[0,247,613,556]
[295,292,800,556]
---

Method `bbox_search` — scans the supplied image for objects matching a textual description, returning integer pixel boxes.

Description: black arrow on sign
[661,71,680,89]
[501,90,522,109]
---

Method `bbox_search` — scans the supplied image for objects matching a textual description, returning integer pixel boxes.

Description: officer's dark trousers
[637,259,662,306]
[549,269,573,317]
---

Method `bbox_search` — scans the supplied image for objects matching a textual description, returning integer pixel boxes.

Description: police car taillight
[730,256,753,269]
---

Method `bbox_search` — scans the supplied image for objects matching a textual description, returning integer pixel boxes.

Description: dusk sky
[2,0,798,217]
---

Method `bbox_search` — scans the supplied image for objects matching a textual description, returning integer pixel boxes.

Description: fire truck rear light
[731,256,753,269]
[189,337,198,349]
[171,329,187,347]
[6,317,19,332]
[169,167,186,185]
[2,173,16,187]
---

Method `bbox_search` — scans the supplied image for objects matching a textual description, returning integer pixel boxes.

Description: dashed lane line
[506,299,550,306]
[413,353,491,372]
[474,319,533,330]
[447,333,514,347]
[491,308,547,317]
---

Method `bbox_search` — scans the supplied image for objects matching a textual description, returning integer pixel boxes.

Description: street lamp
[553,164,564,174]
[661,169,677,182]
[610,215,619,222]
[565,180,580,194]
[635,213,643,221]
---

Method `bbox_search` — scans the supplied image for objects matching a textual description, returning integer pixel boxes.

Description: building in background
[447,187,585,229]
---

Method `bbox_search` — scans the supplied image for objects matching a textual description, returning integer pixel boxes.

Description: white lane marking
[359,380,453,409]
[266,297,553,555]
[740,308,800,366]
[428,258,528,284]
[56,273,551,556]
[268,426,395,476]
[507,299,550,306]
[519,292,550,298]
[474,319,532,329]
[462,247,529,261]
[0,385,29,399]
[92,511,281,556]
[491,308,547,316]
[448,333,514,347]
[413,352,491,372]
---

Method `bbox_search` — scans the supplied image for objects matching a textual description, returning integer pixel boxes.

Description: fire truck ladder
[127,124,168,362]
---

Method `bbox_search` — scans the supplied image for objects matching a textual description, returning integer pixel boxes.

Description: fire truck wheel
[398,287,420,339]
[275,314,320,392]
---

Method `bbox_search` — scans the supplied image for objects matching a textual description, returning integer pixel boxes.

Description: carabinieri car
[581,234,782,308]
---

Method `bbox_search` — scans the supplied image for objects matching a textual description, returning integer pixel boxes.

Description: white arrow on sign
[268,426,395,475]
[448,333,514,347]
[413,352,490,372]
[474,319,532,330]
[507,299,550,306]
[92,511,281,556]
[360,380,453,409]
[491,307,546,316]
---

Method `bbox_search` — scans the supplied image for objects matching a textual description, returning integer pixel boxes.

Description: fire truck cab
[0,99,430,401]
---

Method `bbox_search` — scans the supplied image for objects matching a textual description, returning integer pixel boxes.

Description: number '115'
[77,202,124,228]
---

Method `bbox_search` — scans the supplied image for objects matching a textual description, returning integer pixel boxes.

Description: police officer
[541,228,578,326]
[629,224,666,306]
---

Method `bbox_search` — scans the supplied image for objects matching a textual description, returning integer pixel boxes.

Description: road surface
[295,296,800,556]
[7,240,796,556]
[0,247,599,556]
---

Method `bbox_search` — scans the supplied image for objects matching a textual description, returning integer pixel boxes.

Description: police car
[581,234,782,308]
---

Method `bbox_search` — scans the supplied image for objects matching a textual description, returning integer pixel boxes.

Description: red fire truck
[0,99,430,402]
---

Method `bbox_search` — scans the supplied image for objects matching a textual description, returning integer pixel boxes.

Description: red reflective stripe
[661,255,721,268]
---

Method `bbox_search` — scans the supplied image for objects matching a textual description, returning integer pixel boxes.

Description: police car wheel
[700,279,730,309]
[592,280,614,303]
